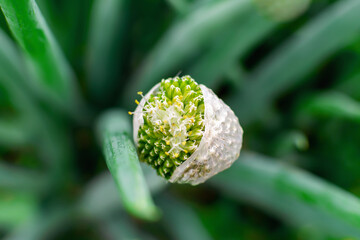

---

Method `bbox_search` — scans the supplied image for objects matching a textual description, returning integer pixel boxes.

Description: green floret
[137,75,205,179]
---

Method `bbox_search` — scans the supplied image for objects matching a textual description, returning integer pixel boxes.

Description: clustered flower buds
[134,76,205,179]
[131,75,243,185]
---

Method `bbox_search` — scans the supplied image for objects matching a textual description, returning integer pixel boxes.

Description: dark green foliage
[1,0,360,239]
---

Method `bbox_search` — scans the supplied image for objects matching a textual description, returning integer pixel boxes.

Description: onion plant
[1,0,360,239]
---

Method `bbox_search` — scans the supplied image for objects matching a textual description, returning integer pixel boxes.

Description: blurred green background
[1,0,360,239]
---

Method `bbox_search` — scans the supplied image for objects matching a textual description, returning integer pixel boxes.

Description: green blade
[0,27,44,122]
[0,162,46,193]
[78,169,166,218]
[189,6,275,89]
[0,29,75,189]
[0,118,28,147]
[4,206,72,240]
[0,28,30,93]
[0,69,74,187]
[0,0,87,120]
[166,0,189,14]
[300,91,360,122]
[78,173,124,218]
[159,195,213,240]
[98,212,149,240]
[0,192,37,229]
[0,27,41,119]
[336,73,360,100]
[211,152,360,238]
[86,0,127,104]
[122,0,252,103]
[96,110,160,221]
[230,0,360,124]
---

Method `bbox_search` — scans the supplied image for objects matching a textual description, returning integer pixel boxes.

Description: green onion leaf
[0,162,46,193]
[230,0,360,124]
[123,0,252,103]
[212,152,360,238]
[300,91,360,122]
[86,0,127,104]
[159,195,212,240]
[190,6,275,89]
[0,0,87,120]
[96,110,160,221]
[0,192,37,229]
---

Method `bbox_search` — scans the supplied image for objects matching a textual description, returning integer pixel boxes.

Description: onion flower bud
[130,76,243,185]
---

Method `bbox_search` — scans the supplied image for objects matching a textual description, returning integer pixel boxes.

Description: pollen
[137,91,143,95]
[128,111,133,115]
[135,75,205,179]
[135,99,140,105]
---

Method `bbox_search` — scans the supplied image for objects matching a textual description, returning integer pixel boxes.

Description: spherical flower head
[131,75,243,185]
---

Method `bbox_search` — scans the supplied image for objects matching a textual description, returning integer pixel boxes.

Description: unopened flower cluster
[136,76,205,179]
[131,75,243,185]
